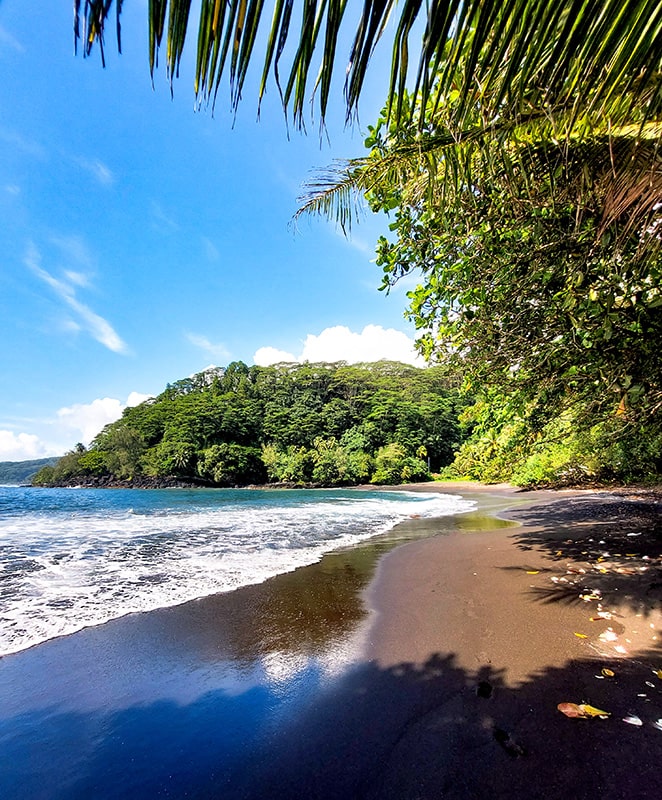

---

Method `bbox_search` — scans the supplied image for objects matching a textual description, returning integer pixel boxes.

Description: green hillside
[0,458,60,485]
[33,361,465,488]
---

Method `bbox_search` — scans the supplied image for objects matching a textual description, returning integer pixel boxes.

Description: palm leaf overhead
[74,1,662,129]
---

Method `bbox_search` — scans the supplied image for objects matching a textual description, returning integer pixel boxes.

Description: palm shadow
[504,493,662,616]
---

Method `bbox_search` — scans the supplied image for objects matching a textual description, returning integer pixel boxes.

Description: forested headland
[33,362,465,489]
[33,354,662,489]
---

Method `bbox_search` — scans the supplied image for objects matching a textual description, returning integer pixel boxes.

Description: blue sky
[0,1,422,460]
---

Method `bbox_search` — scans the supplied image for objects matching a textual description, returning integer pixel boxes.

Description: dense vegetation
[33,361,465,488]
[74,3,662,487]
[0,458,59,485]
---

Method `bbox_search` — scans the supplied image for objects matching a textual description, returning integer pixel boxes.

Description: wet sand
[1,483,661,798]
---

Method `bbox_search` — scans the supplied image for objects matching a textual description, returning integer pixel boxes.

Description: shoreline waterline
[2,482,660,798]
[0,484,475,657]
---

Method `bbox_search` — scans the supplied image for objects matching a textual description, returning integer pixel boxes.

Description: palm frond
[75,1,662,131]
[293,161,367,234]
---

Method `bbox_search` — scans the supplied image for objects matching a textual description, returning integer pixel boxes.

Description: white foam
[0,490,474,656]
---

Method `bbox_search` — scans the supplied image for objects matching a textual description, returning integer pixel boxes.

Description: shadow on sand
[2,645,662,800]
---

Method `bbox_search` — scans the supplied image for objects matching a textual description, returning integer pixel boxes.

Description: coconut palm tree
[76,2,662,229]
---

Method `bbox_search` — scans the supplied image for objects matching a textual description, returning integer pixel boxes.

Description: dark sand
[1,483,661,798]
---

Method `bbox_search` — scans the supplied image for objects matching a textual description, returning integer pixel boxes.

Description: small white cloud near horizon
[186,332,231,361]
[0,431,50,461]
[254,324,425,367]
[0,392,154,461]
[25,242,128,354]
[57,392,153,445]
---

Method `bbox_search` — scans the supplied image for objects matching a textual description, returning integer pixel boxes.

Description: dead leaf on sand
[558,702,610,719]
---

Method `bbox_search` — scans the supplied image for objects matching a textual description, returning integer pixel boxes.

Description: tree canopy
[71,3,662,486]
[33,361,465,488]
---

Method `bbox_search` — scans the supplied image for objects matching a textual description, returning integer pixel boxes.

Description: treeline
[33,361,465,488]
[0,458,59,485]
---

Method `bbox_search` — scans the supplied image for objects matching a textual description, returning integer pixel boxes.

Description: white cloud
[127,392,152,407]
[50,235,95,270]
[254,346,297,365]
[25,242,128,354]
[0,431,49,461]
[254,325,424,367]
[0,126,45,159]
[202,237,220,262]
[0,392,155,461]
[151,201,180,232]
[0,24,25,53]
[56,392,153,445]
[186,332,231,361]
[57,398,125,443]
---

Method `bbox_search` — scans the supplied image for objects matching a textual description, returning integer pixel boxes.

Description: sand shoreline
[356,483,662,798]
[1,482,660,798]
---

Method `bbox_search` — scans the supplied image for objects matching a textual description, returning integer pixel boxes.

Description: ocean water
[0,486,474,656]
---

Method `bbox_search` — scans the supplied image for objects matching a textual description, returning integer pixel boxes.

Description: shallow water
[0,500,481,800]
[0,486,475,656]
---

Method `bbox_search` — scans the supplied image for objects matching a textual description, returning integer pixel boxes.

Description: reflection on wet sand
[2,504,504,799]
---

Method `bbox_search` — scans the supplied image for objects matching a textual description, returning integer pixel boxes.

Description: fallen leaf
[574,632,588,639]
[601,668,615,677]
[654,669,662,680]
[526,570,540,575]
[558,702,610,719]
[580,704,611,718]
[558,702,584,718]
[623,715,643,726]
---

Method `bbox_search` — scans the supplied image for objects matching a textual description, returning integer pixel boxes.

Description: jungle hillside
[33,362,465,488]
[65,3,662,488]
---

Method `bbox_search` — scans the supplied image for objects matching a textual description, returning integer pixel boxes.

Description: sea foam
[0,487,474,656]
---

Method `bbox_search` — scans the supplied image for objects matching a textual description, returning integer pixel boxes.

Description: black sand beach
[1,483,661,799]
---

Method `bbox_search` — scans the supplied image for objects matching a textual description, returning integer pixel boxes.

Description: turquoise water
[0,486,474,656]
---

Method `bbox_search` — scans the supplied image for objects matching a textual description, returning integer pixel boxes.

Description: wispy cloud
[25,242,128,354]
[202,236,220,262]
[0,24,25,54]
[186,332,231,361]
[0,126,46,159]
[151,201,180,232]
[72,156,115,186]
[50,234,95,270]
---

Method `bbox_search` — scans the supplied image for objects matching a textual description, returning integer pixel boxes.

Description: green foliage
[371,443,430,485]
[0,458,59,485]
[197,444,266,486]
[93,424,145,479]
[447,398,662,487]
[37,361,463,487]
